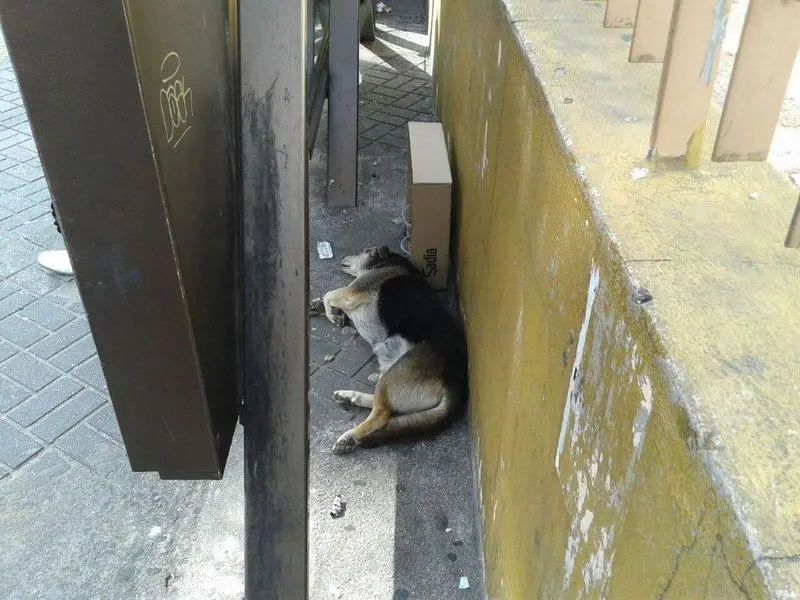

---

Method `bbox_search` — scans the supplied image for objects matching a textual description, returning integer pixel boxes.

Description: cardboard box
[407,122,452,290]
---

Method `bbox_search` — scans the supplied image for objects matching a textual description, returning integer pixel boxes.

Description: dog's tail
[359,388,464,448]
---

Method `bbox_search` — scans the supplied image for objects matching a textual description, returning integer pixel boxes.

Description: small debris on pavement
[324,354,336,363]
[164,573,174,590]
[630,167,649,181]
[376,2,392,13]
[748,192,759,200]
[459,576,470,590]
[148,526,162,538]
[318,241,334,260]
[330,495,346,518]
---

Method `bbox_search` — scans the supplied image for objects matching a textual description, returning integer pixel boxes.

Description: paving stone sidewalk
[0,40,117,483]
[0,33,245,600]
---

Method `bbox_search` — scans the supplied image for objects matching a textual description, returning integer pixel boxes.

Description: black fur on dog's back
[379,271,467,385]
[359,273,468,446]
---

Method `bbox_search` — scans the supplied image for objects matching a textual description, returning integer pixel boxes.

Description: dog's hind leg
[359,396,456,448]
[357,353,462,448]
[333,390,373,409]
[333,390,391,454]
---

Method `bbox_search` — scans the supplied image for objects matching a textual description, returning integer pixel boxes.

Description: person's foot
[37,249,74,276]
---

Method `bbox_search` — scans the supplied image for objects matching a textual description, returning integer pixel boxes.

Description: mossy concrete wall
[431,0,800,597]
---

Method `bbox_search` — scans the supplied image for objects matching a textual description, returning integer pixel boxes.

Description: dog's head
[341,246,410,277]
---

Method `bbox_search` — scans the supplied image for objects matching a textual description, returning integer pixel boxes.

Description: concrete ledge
[431,0,800,597]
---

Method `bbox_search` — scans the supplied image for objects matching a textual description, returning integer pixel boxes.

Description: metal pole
[327,0,359,207]
[307,0,316,89]
[240,0,309,597]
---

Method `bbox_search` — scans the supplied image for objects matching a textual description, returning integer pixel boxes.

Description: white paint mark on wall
[589,448,600,483]
[548,255,558,277]
[630,343,639,370]
[556,263,601,475]
[582,526,615,594]
[579,510,594,541]
[562,469,598,593]
[576,470,588,512]
[563,532,580,591]
[632,375,654,456]
[479,120,489,179]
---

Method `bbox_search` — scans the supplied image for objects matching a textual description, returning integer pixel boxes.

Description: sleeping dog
[310,246,468,454]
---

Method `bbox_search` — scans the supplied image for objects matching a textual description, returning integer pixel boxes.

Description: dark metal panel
[327,0,360,206]
[239,0,309,597]
[0,0,239,479]
[123,0,241,477]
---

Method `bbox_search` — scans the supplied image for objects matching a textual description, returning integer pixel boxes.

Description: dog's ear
[377,246,391,258]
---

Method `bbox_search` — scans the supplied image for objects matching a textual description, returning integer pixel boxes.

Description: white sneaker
[37,250,74,276]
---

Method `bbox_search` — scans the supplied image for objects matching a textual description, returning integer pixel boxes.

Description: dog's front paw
[309,297,324,316]
[329,309,348,328]
[333,432,359,455]
[332,390,351,406]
